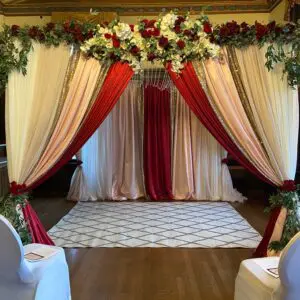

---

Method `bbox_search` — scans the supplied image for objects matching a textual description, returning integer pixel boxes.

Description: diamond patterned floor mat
[48,201,262,248]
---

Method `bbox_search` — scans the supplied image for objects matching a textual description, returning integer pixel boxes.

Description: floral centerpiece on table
[80,11,220,73]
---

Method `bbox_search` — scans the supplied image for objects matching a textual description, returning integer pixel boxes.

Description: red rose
[63,21,71,33]
[38,31,45,41]
[141,30,151,38]
[158,36,169,48]
[241,22,250,33]
[86,30,94,39]
[227,21,240,34]
[28,26,39,38]
[10,181,27,195]
[147,52,156,61]
[104,33,112,39]
[141,19,149,27]
[219,26,230,37]
[209,35,216,43]
[109,52,117,60]
[203,22,212,34]
[175,16,185,26]
[174,25,181,34]
[112,38,120,48]
[152,28,160,37]
[255,22,268,40]
[274,26,282,35]
[11,25,20,36]
[267,21,276,32]
[280,180,297,192]
[45,22,55,32]
[183,29,191,36]
[74,32,84,42]
[176,40,185,49]
[130,24,134,32]
[130,45,140,55]
[147,20,156,28]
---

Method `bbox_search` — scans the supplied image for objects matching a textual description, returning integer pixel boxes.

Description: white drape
[70,81,145,201]
[6,43,71,183]
[234,45,299,182]
[171,90,245,201]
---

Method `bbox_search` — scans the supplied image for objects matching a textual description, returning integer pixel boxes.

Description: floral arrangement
[0,192,31,244]
[0,11,299,93]
[80,12,220,73]
[209,20,300,87]
[266,180,300,252]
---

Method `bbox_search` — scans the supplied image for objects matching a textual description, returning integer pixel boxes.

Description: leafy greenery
[265,186,300,252]
[0,193,32,244]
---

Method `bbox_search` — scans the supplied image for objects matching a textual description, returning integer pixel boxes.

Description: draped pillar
[232,45,299,256]
[6,42,133,244]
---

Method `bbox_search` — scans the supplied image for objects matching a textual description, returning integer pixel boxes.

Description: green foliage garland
[0,193,32,244]
[265,186,300,252]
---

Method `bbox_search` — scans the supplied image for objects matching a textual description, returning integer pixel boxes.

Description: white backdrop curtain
[68,81,145,201]
[171,89,245,201]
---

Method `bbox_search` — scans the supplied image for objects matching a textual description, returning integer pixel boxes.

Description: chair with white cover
[235,231,300,300]
[0,215,71,300]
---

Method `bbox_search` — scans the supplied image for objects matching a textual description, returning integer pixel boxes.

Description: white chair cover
[0,215,71,300]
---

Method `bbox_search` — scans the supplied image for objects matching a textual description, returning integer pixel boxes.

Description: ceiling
[0,0,281,15]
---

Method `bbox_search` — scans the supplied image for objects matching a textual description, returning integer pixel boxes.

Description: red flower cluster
[147,52,156,61]
[280,180,297,192]
[140,19,160,38]
[10,181,27,195]
[255,22,268,40]
[240,22,251,33]
[11,25,20,36]
[203,21,212,34]
[104,33,121,48]
[159,36,169,48]
[45,22,55,32]
[130,45,140,55]
[176,40,185,49]
[219,21,241,37]
[63,21,84,42]
[28,26,45,41]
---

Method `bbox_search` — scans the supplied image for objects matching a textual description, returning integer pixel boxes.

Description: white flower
[113,22,132,40]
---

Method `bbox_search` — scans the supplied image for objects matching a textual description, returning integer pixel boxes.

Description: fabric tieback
[221,158,229,164]
[10,181,27,195]
[280,180,297,192]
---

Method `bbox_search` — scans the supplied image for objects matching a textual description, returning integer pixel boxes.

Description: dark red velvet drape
[166,62,273,186]
[20,62,133,245]
[144,85,173,200]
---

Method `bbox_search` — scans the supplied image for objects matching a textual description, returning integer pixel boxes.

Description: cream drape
[27,54,109,186]
[171,90,245,201]
[197,52,281,186]
[234,45,299,182]
[69,81,145,201]
[6,43,71,184]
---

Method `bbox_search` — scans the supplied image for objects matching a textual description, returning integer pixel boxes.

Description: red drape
[144,85,173,200]
[253,207,282,257]
[20,62,133,245]
[22,201,54,245]
[166,62,273,186]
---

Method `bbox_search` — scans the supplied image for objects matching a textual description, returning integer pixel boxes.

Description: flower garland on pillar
[0,182,31,244]
[266,180,300,252]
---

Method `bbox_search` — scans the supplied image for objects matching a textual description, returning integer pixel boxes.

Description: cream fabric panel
[172,90,245,202]
[70,81,145,201]
[234,45,299,182]
[198,52,281,186]
[6,43,71,183]
[27,55,109,185]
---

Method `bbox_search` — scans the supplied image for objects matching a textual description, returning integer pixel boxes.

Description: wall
[269,0,286,22]
[120,12,270,25]
[3,15,51,26]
